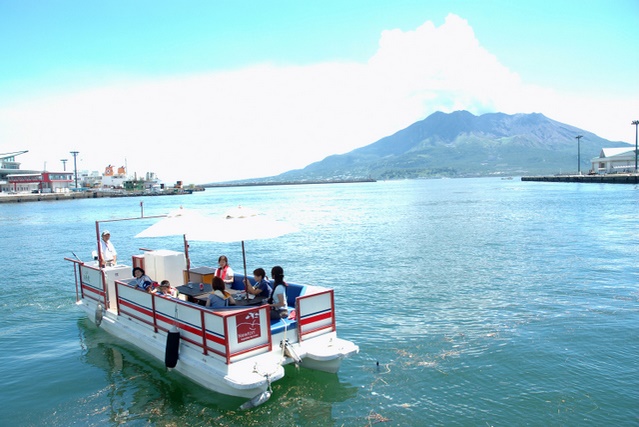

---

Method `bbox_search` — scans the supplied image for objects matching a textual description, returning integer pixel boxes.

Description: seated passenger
[130,267,153,292]
[206,277,236,308]
[215,255,234,288]
[267,266,288,320]
[243,268,272,299]
[153,280,178,298]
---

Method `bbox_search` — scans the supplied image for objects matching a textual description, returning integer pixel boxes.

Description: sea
[0,177,637,427]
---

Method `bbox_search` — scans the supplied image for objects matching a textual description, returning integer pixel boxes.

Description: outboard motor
[239,374,272,410]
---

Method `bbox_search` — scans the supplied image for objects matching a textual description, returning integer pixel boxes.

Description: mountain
[272,111,631,181]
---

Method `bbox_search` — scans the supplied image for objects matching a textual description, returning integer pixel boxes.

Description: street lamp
[632,120,639,173]
[575,135,583,175]
[70,151,79,189]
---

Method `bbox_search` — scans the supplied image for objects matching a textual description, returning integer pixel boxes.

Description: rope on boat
[241,317,300,410]
[279,318,302,366]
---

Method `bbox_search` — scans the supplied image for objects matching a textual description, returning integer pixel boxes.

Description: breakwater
[0,189,193,204]
[522,174,639,184]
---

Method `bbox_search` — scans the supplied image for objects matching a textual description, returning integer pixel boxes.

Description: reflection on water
[71,318,358,426]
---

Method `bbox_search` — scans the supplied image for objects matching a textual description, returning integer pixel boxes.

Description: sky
[1,0,637,184]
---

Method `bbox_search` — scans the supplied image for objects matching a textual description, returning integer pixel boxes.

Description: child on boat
[130,267,154,292]
[153,280,179,298]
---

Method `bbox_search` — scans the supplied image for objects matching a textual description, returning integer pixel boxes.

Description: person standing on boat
[99,230,117,267]
[206,277,236,308]
[243,268,272,299]
[215,255,234,288]
[130,267,153,291]
[268,266,288,320]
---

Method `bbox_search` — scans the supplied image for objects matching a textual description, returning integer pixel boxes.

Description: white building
[591,147,638,174]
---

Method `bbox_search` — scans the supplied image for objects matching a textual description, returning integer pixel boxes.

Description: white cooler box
[144,250,187,286]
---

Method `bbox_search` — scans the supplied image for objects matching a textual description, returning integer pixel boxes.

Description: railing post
[100,270,108,308]
[151,294,158,333]
[74,263,80,302]
[114,281,121,315]
[200,310,208,355]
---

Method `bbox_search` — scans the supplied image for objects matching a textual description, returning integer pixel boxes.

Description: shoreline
[202,178,376,188]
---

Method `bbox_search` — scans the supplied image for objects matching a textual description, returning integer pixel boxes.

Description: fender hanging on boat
[165,326,180,369]
[95,303,103,327]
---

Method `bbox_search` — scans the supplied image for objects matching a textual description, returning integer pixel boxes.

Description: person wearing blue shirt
[130,267,153,292]
[243,268,272,299]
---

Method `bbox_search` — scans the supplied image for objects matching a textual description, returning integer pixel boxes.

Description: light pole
[70,151,79,189]
[60,159,68,171]
[575,135,583,175]
[632,120,639,173]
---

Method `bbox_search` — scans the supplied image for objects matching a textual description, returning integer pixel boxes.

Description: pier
[0,188,194,204]
[522,174,639,184]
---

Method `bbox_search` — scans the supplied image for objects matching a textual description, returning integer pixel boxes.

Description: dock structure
[522,174,639,184]
[0,188,193,204]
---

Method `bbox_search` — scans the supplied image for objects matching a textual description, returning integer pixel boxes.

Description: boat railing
[65,257,109,309]
[115,280,272,364]
[295,289,336,342]
[67,257,341,364]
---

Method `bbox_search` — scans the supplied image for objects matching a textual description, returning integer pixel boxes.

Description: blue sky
[1,0,637,183]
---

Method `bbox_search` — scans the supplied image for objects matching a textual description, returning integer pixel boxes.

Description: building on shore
[4,172,73,193]
[2,151,182,194]
[591,148,638,174]
[1,151,73,193]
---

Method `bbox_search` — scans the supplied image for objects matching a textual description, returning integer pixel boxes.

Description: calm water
[0,178,637,426]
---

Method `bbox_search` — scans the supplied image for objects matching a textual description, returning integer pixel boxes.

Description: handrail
[114,280,272,363]
[296,289,336,342]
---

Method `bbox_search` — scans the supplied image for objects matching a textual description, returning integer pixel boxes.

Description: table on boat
[194,292,266,307]
[176,283,213,302]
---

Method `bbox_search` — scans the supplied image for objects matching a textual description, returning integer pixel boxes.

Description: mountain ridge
[206,110,632,184]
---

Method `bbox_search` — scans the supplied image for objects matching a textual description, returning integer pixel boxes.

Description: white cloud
[1,13,635,184]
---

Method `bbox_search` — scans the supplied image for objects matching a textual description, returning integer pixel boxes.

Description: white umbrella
[187,206,299,279]
[188,206,298,242]
[136,206,298,281]
[135,207,210,239]
[135,207,212,276]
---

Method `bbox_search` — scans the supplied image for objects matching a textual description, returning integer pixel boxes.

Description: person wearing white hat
[100,230,117,267]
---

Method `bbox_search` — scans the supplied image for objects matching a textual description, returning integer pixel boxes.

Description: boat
[65,216,358,407]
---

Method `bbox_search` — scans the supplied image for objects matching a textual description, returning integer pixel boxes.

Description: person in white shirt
[268,265,288,320]
[215,255,234,288]
[100,230,117,267]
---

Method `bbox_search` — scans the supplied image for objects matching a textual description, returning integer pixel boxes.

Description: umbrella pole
[183,234,191,283]
[241,240,248,293]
